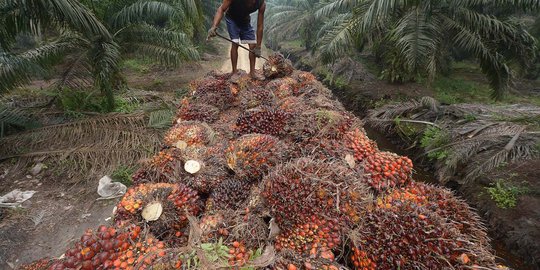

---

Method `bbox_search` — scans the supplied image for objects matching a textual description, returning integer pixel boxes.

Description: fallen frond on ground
[367,97,540,184]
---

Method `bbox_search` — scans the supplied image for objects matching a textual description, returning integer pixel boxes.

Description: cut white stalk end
[184,160,201,174]
[345,154,356,169]
[175,140,188,150]
[142,202,163,222]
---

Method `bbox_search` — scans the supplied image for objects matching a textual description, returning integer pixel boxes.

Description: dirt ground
[0,40,264,269]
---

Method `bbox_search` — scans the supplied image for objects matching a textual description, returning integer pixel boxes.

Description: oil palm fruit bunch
[210,178,252,210]
[235,106,290,137]
[199,212,228,242]
[146,148,183,176]
[290,110,355,141]
[303,95,346,111]
[290,71,330,97]
[278,97,306,117]
[191,76,235,110]
[289,137,353,161]
[175,145,229,194]
[176,98,220,123]
[263,53,294,79]
[131,165,170,185]
[48,225,167,270]
[345,128,379,161]
[164,121,215,148]
[379,182,489,246]
[348,202,496,269]
[266,77,297,99]
[225,134,286,180]
[115,183,201,246]
[240,87,276,110]
[363,151,413,192]
[274,216,341,260]
[263,158,371,228]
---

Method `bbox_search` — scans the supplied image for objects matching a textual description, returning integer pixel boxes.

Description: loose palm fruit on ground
[225,134,287,180]
[176,98,220,123]
[164,121,216,147]
[263,158,371,228]
[345,128,379,161]
[234,106,290,137]
[275,216,341,259]
[363,151,413,192]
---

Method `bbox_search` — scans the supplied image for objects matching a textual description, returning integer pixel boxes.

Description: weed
[114,98,140,113]
[111,165,135,187]
[420,126,450,160]
[122,58,152,74]
[200,238,230,265]
[486,180,529,209]
[175,87,190,99]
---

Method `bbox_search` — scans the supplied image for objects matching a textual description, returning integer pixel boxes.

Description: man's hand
[253,46,262,57]
[207,26,217,40]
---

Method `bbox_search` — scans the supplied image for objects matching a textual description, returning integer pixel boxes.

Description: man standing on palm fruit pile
[207,0,266,79]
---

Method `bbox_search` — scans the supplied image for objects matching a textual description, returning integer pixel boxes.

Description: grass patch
[432,76,493,104]
[111,165,135,187]
[420,126,450,161]
[121,58,154,74]
[280,40,304,51]
[486,180,529,209]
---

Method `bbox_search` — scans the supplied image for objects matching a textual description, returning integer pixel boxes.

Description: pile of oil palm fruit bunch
[23,61,504,269]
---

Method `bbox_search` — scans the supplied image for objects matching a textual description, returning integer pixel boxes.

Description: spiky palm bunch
[313,0,540,99]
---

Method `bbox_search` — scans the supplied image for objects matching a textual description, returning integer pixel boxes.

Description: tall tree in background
[0,0,199,110]
[291,0,539,99]
[266,0,321,50]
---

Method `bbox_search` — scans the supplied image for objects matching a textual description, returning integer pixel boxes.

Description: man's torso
[226,0,261,25]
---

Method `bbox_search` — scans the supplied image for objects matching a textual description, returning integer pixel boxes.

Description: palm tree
[316,0,540,99]
[266,0,322,50]
[0,0,199,111]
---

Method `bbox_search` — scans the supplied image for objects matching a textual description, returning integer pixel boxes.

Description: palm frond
[1,0,110,49]
[148,108,174,129]
[0,103,40,137]
[0,113,162,179]
[111,1,177,30]
[0,39,76,93]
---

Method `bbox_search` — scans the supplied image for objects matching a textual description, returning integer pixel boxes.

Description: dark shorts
[226,16,256,44]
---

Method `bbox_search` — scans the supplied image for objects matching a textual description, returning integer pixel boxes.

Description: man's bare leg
[231,43,239,74]
[248,44,256,78]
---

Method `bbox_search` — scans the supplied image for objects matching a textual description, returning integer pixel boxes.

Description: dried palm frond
[0,113,162,181]
[368,97,540,184]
